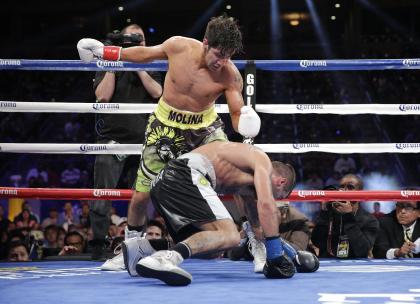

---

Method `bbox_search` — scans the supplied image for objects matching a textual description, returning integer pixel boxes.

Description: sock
[170,242,192,260]
[127,224,144,232]
[265,236,283,260]
[281,238,297,260]
[149,239,170,251]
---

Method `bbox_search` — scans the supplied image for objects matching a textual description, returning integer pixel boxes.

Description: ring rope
[0,187,418,201]
[1,143,419,154]
[1,101,419,115]
[2,58,420,71]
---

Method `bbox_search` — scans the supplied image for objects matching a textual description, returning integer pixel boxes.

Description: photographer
[90,24,162,260]
[311,174,379,258]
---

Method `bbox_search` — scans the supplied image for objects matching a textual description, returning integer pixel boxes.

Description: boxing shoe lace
[248,237,267,273]
[113,243,122,255]
[242,221,267,272]
[125,226,142,240]
[122,237,155,276]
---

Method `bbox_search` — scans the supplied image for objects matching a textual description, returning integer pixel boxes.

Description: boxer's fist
[263,255,295,279]
[77,38,122,62]
[294,250,319,273]
[238,106,261,139]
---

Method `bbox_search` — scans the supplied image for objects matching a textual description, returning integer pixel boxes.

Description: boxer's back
[194,142,259,190]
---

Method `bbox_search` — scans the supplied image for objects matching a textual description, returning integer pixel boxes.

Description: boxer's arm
[253,153,279,238]
[121,36,185,62]
[120,44,167,62]
[225,66,261,138]
[225,67,244,132]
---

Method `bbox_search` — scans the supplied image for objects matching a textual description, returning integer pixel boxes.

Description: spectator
[59,202,80,230]
[373,200,420,259]
[311,175,379,258]
[59,231,86,256]
[145,219,167,240]
[325,171,341,188]
[15,209,38,230]
[60,163,81,187]
[9,174,23,187]
[333,154,357,175]
[8,241,30,261]
[110,207,122,227]
[304,171,324,190]
[371,202,385,219]
[26,162,48,187]
[0,205,11,235]
[14,202,40,223]
[43,225,59,248]
[276,201,311,251]
[79,202,90,229]
[41,207,59,228]
[57,227,66,248]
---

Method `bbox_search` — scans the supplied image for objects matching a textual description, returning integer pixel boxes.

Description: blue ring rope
[1,59,420,71]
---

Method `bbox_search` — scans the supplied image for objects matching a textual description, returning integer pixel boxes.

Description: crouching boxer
[124,141,296,286]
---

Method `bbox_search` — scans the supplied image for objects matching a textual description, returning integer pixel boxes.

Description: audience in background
[373,200,420,259]
[311,175,379,258]
[371,202,385,219]
[41,207,59,228]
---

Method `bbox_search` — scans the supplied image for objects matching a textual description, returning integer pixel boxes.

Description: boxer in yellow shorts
[136,98,228,192]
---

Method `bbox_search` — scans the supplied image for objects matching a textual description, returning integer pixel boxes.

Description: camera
[326,201,345,211]
[105,30,144,47]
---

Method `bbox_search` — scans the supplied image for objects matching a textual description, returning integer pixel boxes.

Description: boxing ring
[1,259,420,303]
[1,59,420,303]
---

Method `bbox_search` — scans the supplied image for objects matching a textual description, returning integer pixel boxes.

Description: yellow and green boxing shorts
[135,97,227,192]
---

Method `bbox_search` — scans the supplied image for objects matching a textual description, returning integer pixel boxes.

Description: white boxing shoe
[100,250,125,271]
[122,237,156,276]
[101,227,143,272]
[242,221,267,273]
[136,250,192,286]
[248,237,267,273]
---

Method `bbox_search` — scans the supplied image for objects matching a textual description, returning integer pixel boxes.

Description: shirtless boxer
[77,17,261,264]
[131,141,296,286]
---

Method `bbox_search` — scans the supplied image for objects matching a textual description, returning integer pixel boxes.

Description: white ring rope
[1,101,420,115]
[1,143,419,154]
[2,59,419,155]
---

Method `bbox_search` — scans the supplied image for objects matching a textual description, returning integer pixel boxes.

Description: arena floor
[1,259,420,304]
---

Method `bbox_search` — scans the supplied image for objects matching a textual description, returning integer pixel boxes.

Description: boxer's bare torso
[121,36,244,116]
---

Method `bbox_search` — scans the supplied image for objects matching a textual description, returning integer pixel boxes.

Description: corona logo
[93,189,121,197]
[299,60,327,68]
[297,190,325,198]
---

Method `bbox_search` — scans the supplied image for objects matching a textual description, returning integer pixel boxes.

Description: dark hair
[204,15,243,56]
[8,240,28,254]
[121,23,143,34]
[146,219,165,232]
[340,173,364,190]
[64,231,84,246]
[45,224,58,233]
[272,161,296,198]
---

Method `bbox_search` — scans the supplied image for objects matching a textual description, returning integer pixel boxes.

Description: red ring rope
[0,187,419,201]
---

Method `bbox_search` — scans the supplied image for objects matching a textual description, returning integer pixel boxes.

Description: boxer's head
[271,161,296,199]
[203,15,243,71]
